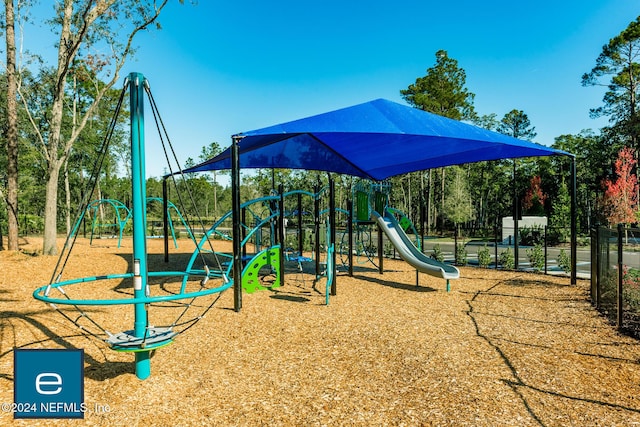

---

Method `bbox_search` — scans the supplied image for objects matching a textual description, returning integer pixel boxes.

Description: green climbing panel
[356,191,370,222]
[242,246,281,293]
[399,215,412,232]
[373,191,387,215]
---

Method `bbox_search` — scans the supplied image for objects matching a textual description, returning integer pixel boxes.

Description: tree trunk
[213,171,218,217]
[5,0,19,251]
[64,158,71,234]
[43,164,61,255]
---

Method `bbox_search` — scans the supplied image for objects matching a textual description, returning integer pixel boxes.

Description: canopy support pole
[232,135,243,312]
[347,198,353,276]
[314,181,321,277]
[513,160,519,270]
[570,155,577,285]
[329,176,337,295]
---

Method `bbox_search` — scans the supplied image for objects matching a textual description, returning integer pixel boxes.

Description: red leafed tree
[601,147,638,226]
[523,175,547,215]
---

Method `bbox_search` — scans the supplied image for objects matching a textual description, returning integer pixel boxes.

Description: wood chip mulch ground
[1,237,640,426]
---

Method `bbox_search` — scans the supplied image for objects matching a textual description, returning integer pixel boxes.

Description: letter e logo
[35,373,62,395]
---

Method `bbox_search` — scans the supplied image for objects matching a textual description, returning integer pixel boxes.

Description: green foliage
[400,50,476,120]
[519,225,545,246]
[623,286,640,312]
[455,243,468,266]
[549,179,570,228]
[497,109,537,141]
[582,16,640,139]
[431,244,444,263]
[548,178,571,245]
[553,131,616,230]
[557,249,571,273]
[384,241,394,256]
[526,244,545,270]
[499,248,515,270]
[284,234,298,252]
[20,214,44,235]
[478,245,492,268]
[443,166,475,227]
[623,267,640,311]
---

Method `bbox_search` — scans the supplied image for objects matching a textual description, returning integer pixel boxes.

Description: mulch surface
[1,237,640,426]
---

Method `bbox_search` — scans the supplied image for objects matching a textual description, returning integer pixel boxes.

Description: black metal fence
[334,224,578,276]
[591,225,640,337]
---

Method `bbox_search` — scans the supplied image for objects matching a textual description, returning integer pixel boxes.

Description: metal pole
[231,135,242,312]
[329,177,337,295]
[595,227,601,308]
[347,199,353,277]
[420,194,425,252]
[314,182,321,277]
[618,223,624,329]
[129,72,150,380]
[241,207,246,259]
[378,222,383,274]
[297,192,303,255]
[162,178,169,263]
[494,223,499,270]
[278,184,285,286]
[570,156,578,284]
[544,225,548,274]
[513,159,519,270]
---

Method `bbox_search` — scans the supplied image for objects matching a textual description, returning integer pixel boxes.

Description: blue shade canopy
[184,99,570,181]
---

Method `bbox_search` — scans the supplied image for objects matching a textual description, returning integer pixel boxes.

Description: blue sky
[29,1,640,178]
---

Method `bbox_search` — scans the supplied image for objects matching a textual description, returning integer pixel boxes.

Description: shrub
[431,244,444,263]
[384,241,394,257]
[455,243,467,266]
[526,244,545,270]
[499,248,515,269]
[519,225,544,246]
[547,227,568,246]
[478,245,492,268]
[21,214,44,234]
[557,249,570,273]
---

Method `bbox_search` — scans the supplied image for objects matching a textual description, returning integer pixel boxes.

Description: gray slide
[373,210,460,280]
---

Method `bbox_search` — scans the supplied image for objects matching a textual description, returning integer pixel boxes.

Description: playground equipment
[338,179,458,290]
[84,197,193,248]
[85,198,130,245]
[183,186,335,302]
[33,73,231,380]
[338,181,389,269]
[373,209,460,290]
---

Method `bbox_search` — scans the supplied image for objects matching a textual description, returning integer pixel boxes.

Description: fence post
[590,227,597,306]
[544,225,548,274]
[617,224,624,330]
[618,224,624,329]
[494,224,499,270]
